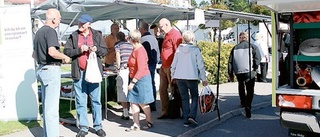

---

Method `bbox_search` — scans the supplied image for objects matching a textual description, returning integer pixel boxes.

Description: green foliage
[199,0,210,9]
[191,0,198,7]
[0,120,41,136]
[227,0,250,12]
[250,4,271,26]
[251,4,271,16]
[197,41,234,84]
[198,24,207,29]
[221,20,234,30]
[211,3,228,10]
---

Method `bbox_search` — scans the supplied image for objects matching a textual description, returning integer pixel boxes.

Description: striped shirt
[114,41,133,67]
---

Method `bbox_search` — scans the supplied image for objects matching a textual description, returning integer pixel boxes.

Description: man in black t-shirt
[33,8,70,137]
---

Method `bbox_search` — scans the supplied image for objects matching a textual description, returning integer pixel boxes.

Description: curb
[177,101,272,137]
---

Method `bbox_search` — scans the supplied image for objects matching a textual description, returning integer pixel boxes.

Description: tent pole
[61,12,80,37]
[186,12,189,30]
[117,20,130,32]
[193,16,216,34]
[150,9,165,25]
[248,20,251,86]
[262,20,272,38]
[214,13,222,121]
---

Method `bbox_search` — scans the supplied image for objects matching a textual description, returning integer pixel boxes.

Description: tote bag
[199,86,215,114]
[85,52,102,83]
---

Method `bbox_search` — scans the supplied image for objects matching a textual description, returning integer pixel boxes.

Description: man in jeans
[63,14,108,137]
[33,8,70,137]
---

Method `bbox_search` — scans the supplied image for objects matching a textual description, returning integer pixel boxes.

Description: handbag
[166,83,182,119]
[85,52,102,83]
[199,86,215,114]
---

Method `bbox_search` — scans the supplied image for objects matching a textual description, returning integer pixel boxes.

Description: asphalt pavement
[1,79,272,137]
[2,61,273,137]
[195,106,287,137]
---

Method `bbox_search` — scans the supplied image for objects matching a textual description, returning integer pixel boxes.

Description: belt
[45,63,61,66]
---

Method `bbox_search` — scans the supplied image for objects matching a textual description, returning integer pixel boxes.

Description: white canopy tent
[7,0,274,121]
[257,0,320,13]
[31,0,195,26]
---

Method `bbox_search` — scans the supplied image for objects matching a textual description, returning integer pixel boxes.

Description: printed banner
[0,5,39,121]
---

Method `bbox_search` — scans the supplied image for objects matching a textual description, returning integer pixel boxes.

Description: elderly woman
[125,29,154,131]
[171,31,208,127]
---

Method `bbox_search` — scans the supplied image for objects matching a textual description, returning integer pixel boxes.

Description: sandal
[125,125,140,132]
[142,121,153,129]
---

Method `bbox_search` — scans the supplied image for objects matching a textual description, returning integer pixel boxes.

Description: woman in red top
[126,30,154,131]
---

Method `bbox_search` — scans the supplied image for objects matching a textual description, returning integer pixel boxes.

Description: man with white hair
[157,18,182,119]
[64,14,108,137]
[254,33,269,83]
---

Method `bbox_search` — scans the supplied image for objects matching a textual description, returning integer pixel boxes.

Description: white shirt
[254,39,269,63]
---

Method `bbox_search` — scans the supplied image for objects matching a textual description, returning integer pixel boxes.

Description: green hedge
[197,41,235,84]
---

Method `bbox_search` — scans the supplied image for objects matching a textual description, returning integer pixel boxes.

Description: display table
[60,70,118,120]
[102,71,118,119]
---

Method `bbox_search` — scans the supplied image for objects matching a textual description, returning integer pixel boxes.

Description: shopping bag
[199,86,215,114]
[85,52,102,83]
[166,83,182,119]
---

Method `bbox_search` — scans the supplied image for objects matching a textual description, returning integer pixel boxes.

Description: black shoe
[187,117,198,125]
[245,107,251,118]
[76,130,88,137]
[157,114,169,119]
[121,115,130,120]
[183,121,192,127]
[96,129,106,137]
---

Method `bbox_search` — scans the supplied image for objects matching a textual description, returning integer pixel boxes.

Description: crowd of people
[33,8,269,137]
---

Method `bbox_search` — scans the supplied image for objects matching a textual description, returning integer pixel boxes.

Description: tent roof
[257,0,320,13]
[31,0,271,26]
[205,8,271,21]
[32,0,195,25]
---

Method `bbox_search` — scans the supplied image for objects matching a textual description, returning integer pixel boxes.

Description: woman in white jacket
[171,31,208,127]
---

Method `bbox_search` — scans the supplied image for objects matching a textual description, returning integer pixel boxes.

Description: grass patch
[0,120,41,136]
[0,64,114,136]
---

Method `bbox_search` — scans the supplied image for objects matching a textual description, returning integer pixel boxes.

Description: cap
[78,14,92,23]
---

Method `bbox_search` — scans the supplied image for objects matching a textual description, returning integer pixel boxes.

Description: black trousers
[236,73,255,109]
[258,62,268,81]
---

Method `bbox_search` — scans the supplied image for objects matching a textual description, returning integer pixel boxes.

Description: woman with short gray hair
[171,30,208,127]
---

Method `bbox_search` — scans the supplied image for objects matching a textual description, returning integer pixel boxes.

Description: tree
[250,4,271,25]
[211,0,223,5]
[199,0,210,9]
[227,0,250,12]
[191,0,198,7]
[209,3,235,42]
[150,0,168,4]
